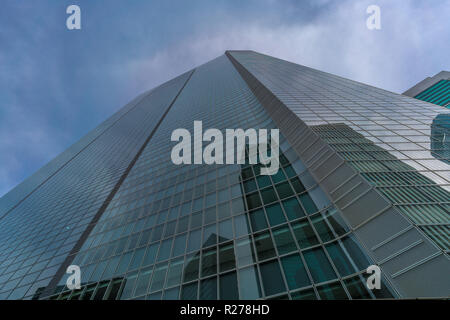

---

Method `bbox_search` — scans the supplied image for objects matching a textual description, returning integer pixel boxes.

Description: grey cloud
[124,0,449,94]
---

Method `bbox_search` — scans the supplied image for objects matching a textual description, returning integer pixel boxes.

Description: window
[201,248,217,277]
[275,182,294,199]
[238,266,261,299]
[200,277,217,300]
[291,288,317,300]
[304,247,336,283]
[326,241,355,277]
[299,193,318,214]
[260,186,278,204]
[317,281,348,299]
[344,276,372,299]
[265,203,286,226]
[249,209,268,232]
[273,226,297,254]
[181,282,198,300]
[219,242,236,272]
[254,231,276,261]
[281,254,310,290]
[311,214,334,242]
[292,220,319,248]
[183,254,199,282]
[220,272,239,299]
[259,260,286,296]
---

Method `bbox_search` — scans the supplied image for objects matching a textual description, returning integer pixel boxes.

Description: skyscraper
[0,51,448,300]
[403,71,450,107]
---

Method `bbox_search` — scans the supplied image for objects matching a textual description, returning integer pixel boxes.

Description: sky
[0,0,449,197]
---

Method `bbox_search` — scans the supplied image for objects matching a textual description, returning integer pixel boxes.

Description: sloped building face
[0,51,448,300]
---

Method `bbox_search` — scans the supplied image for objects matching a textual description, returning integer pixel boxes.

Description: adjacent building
[0,51,448,300]
[403,71,450,107]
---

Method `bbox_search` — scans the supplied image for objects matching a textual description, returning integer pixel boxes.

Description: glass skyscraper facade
[0,51,448,300]
[403,71,449,108]
[412,80,449,107]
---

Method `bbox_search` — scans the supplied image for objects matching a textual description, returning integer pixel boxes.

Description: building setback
[403,71,450,107]
[0,51,449,300]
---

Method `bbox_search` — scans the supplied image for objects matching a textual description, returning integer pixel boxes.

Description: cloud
[0,108,65,197]
[0,10,70,197]
[120,0,450,95]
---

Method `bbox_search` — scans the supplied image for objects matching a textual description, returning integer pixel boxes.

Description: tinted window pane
[116,252,132,275]
[304,247,336,283]
[246,192,262,210]
[291,288,317,300]
[323,208,349,236]
[259,260,286,296]
[281,254,310,290]
[231,198,245,215]
[218,219,233,241]
[166,258,184,287]
[120,273,138,299]
[292,220,319,248]
[218,202,231,219]
[201,248,217,277]
[275,182,294,199]
[142,244,158,267]
[271,169,286,183]
[220,272,239,299]
[317,281,348,300]
[326,242,355,277]
[147,291,162,300]
[342,235,371,271]
[308,187,331,211]
[163,287,179,300]
[344,276,372,299]
[311,214,334,242]
[372,280,395,299]
[203,224,217,247]
[200,277,217,300]
[254,231,276,261]
[235,238,256,267]
[272,226,297,255]
[234,215,250,237]
[241,167,254,179]
[265,203,286,226]
[204,207,216,224]
[183,255,199,282]
[177,217,189,233]
[190,212,202,229]
[187,229,201,252]
[151,225,164,242]
[249,209,268,232]
[156,239,172,262]
[238,266,261,299]
[261,187,278,204]
[244,179,257,193]
[134,267,152,297]
[150,263,168,292]
[219,242,236,272]
[257,175,271,188]
[282,197,305,220]
[299,194,318,214]
[290,177,306,194]
[129,247,146,270]
[172,234,187,257]
[181,282,198,300]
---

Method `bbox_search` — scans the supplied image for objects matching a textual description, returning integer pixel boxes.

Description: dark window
[304,247,336,283]
[281,254,310,290]
[259,260,286,296]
